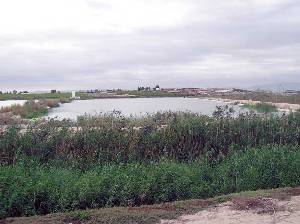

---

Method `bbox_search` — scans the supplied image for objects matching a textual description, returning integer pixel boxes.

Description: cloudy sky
[0,0,300,91]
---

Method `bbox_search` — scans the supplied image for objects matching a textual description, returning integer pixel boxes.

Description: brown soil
[161,195,300,224]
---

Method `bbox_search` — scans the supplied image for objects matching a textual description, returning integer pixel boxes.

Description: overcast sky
[0,0,300,91]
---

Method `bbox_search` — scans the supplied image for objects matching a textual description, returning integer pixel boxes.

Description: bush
[242,103,278,113]
[1,145,300,218]
[0,98,69,123]
[0,101,48,119]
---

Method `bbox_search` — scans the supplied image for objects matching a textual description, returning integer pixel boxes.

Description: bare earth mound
[161,195,300,224]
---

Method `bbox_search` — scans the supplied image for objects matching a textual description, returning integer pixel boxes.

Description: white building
[71,91,80,99]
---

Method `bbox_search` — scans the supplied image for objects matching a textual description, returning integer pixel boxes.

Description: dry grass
[212,92,300,105]
[59,98,71,104]
[0,113,14,125]
[42,99,60,108]
[0,104,22,113]
[230,197,282,214]
[0,101,46,118]
[228,187,300,214]
[0,99,63,123]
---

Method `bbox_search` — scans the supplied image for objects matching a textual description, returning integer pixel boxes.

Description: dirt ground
[161,195,300,224]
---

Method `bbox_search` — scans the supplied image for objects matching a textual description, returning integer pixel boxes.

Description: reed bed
[1,110,300,218]
[0,99,68,123]
[1,110,299,167]
[0,101,48,119]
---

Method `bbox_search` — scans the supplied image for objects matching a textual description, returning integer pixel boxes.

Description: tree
[153,84,160,91]
[138,87,145,91]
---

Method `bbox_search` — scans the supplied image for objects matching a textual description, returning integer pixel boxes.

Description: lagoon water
[0,100,27,108]
[47,97,245,120]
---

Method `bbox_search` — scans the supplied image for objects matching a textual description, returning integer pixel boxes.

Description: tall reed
[1,111,299,167]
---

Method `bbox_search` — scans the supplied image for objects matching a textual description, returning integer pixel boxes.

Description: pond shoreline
[1,96,300,128]
[202,97,300,112]
[45,97,241,120]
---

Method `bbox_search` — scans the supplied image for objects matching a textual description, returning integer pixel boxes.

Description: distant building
[161,88,181,93]
[161,88,210,95]
[71,91,80,99]
[181,88,208,95]
[160,87,251,95]
[154,85,160,91]
[284,90,300,95]
[214,88,234,94]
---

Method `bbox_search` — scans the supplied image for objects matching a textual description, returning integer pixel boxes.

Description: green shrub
[242,103,278,113]
[1,145,300,218]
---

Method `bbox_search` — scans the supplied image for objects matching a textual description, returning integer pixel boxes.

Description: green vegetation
[2,109,299,166]
[0,90,185,101]
[1,110,300,219]
[0,101,48,119]
[0,99,61,121]
[0,98,72,123]
[3,186,300,224]
[0,92,72,101]
[242,103,278,113]
[1,90,300,104]
[4,187,300,224]
[0,145,300,218]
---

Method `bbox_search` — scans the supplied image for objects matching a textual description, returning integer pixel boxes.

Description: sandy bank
[161,195,300,224]
[207,98,300,112]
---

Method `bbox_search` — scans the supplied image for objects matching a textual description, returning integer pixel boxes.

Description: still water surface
[47,97,244,119]
[0,100,27,108]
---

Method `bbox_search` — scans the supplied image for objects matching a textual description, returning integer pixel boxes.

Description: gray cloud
[0,0,300,91]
